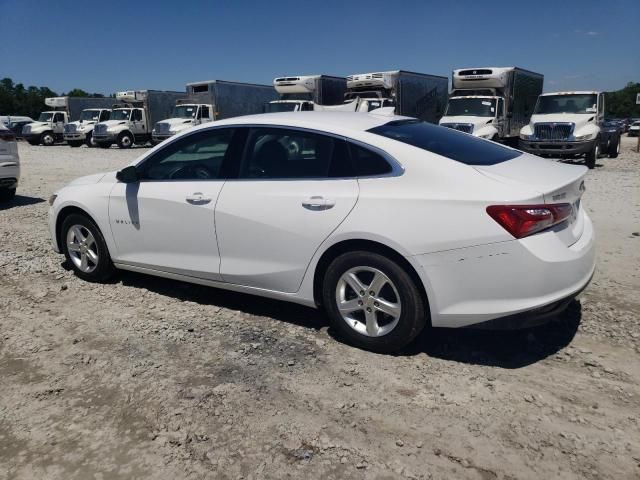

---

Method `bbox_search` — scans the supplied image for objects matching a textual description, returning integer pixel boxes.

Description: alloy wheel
[335,266,401,337]
[66,225,99,273]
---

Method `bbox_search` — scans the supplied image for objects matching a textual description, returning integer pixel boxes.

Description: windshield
[445,98,496,117]
[534,94,597,114]
[110,109,131,121]
[368,119,521,166]
[37,112,54,122]
[171,105,198,118]
[80,110,101,121]
[265,102,299,113]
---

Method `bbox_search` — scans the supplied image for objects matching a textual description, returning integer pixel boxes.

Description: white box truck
[340,70,448,123]
[22,96,114,146]
[152,80,277,143]
[519,91,620,168]
[93,90,186,148]
[264,75,347,113]
[439,67,543,142]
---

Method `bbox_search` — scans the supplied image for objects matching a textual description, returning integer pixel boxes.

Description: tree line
[1,76,639,120]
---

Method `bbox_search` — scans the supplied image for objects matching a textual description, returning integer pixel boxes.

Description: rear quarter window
[368,120,521,165]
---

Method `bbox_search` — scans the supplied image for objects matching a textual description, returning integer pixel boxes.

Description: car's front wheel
[322,251,427,353]
[61,213,115,282]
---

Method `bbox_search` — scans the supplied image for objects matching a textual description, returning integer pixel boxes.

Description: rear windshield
[368,120,521,165]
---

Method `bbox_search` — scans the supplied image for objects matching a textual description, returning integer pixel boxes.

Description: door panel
[109,181,224,279]
[216,179,358,292]
[215,126,359,293]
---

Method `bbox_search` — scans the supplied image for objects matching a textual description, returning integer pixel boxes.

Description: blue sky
[1,0,638,95]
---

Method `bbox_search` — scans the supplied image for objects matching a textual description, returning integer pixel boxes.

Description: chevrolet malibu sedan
[48,112,595,352]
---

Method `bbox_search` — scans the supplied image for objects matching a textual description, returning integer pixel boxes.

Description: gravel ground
[1,137,639,480]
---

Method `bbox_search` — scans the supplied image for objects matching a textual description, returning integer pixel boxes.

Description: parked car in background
[5,117,34,139]
[603,119,625,136]
[48,112,595,353]
[0,124,19,201]
[628,121,640,137]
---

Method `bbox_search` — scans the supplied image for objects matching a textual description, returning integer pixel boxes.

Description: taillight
[487,203,573,239]
[0,131,16,141]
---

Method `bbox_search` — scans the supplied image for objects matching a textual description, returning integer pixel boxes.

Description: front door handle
[302,196,335,211]
[186,192,212,204]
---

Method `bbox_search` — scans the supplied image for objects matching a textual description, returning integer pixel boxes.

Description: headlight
[48,194,57,206]
[574,133,594,141]
[519,133,533,140]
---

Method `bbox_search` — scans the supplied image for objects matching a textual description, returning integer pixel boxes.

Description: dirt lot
[1,136,639,480]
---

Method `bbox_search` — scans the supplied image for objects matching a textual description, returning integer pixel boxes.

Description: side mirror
[116,166,139,183]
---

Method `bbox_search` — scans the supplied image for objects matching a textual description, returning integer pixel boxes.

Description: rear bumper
[414,211,595,328]
[0,159,20,187]
[519,139,595,156]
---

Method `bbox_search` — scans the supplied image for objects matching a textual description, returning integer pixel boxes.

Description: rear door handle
[302,196,334,211]
[186,192,212,204]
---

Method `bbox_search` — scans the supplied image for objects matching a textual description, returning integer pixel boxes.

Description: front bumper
[519,139,595,156]
[93,133,117,142]
[152,133,174,142]
[414,211,595,328]
[64,133,87,141]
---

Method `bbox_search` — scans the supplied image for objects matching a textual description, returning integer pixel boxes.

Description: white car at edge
[0,124,20,201]
[48,112,595,352]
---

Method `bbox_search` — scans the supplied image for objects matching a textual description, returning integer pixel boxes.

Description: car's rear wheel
[0,188,16,202]
[322,251,427,353]
[61,213,115,282]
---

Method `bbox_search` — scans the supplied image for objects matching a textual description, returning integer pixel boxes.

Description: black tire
[117,132,134,149]
[608,135,620,158]
[68,141,83,148]
[41,131,55,146]
[85,132,96,147]
[0,188,16,202]
[60,213,115,283]
[97,142,112,149]
[585,140,599,169]
[322,251,427,353]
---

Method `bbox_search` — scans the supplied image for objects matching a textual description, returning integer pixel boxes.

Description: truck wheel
[97,142,112,149]
[68,141,83,148]
[585,140,599,169]
[117,132,133,149]
[41,132,55,146]
[608,135,620,158]
[85,132,96,148]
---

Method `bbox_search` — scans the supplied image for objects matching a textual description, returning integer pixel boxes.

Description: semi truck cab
[519,91,620,168]
[22,101,68,146]
[153,103,214,142]
[63,109,111,147]
[440,96,504,138]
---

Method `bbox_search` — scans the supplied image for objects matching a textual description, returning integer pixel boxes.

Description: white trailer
[265,75,347,112]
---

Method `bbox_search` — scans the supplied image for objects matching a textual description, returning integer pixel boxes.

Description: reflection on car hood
[66,173,107,186]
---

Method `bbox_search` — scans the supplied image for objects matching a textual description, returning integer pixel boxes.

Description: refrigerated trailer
[92,90,186,148]
[341,70,449,123]
[22,96,114,146]
[439,67,543,141]
[153,80,278,142]
[265,75,347,112]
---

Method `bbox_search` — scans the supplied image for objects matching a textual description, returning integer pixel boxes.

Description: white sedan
[0,124,20,201]
[48,112,595,352]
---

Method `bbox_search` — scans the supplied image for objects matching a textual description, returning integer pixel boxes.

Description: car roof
[202,111,405,136]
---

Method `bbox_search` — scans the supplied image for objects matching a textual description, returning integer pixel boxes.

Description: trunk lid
[475,153,587,246]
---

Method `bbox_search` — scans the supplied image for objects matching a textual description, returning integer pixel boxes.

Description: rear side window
[368,120,521,165]
[349,143,392,176]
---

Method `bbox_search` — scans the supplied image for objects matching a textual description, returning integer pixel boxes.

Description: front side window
[368,120,521,166]
[239,128,351,179]
[138,129,234,181]
[53,113,64,123]
[200,106,210,119]
[131,110,143,122]
[38,112,54,122]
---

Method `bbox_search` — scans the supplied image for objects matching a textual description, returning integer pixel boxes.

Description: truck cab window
[132,110,142,122]
[54,113,64,123]
[201,106,210,119]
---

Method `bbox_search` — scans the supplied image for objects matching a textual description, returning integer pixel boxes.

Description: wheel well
[55,206,100,249]
[312,239,430,313]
